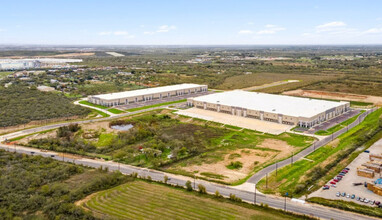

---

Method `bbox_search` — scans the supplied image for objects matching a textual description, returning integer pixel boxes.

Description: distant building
[187,90,350,127]
[88,83,208,107]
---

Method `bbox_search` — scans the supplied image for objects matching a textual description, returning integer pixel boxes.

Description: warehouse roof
[191,90,349,118]
[90,83,206,100]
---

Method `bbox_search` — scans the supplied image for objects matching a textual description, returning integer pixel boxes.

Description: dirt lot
[308,138,382,205]
[175,108,292,135]
[180,139,294,183]
[283,89,382,106]
[17,130,57,144]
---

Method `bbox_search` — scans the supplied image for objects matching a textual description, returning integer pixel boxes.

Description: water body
[110,124,134,131]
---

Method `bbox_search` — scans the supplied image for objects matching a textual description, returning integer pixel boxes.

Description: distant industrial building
[187,90,350,127]
[88,83,208,107]
[0,58,82,70]
[0,60,41,70]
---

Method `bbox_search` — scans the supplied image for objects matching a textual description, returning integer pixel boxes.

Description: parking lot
[117,92,211,110]
[308,138,382,206]
[175,108,293,135]
[295,109,361,134]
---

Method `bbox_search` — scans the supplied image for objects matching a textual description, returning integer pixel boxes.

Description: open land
[284,89,382,106]
[79,180,306,220]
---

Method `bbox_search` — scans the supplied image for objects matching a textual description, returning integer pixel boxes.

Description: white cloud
[377,17,382,21]
[238,30,253,34]
[0,28,5,32]
[247,22,254,25]
[256,24,285,35]
[157,25,176,33]
[316,21,346,32]
[363,28,382,34]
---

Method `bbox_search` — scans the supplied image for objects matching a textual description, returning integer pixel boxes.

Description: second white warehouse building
[187,90,350,128]
[88,83,208,107]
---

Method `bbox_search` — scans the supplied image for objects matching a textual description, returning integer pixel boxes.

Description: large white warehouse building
[88,83,208,107]
[187,90,350,128]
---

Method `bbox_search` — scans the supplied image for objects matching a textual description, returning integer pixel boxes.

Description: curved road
[0,107,378,220]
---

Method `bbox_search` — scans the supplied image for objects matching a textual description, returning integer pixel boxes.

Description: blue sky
[1,0,382,45]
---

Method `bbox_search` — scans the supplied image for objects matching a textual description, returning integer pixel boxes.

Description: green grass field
[126,99,186,112]
[82,180,308,220]
[108,108,125,114]
[0,71,13,78]
[92,109,110,117]
[79,100,108,109]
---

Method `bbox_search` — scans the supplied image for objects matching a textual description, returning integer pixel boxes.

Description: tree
[185,181,193,191]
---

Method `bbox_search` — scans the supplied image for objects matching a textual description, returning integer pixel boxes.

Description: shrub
[198,184,207,194]
[215,190,222,198]
[164,175,169,184]
[229,193,242,202]
[185,180,193,191]
[226,161,243,170]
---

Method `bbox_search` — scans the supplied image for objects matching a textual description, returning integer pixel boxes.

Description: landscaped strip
[79,100,108,109]
[92,109,110,117]
[126,99,186,112]
[107,108,125,114]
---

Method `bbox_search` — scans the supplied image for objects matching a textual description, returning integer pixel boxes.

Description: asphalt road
[0,107,378,220]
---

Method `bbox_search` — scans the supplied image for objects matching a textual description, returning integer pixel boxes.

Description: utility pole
[291,151,294,165]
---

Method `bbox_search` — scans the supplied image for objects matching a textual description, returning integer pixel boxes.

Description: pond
[110,124,134,131]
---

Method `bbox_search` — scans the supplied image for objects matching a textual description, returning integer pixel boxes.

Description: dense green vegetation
[0,150,130,219]
[0,86,90,127]
[25,112,314,184]
[83,180,313,220]
[257,108,382,197]
[307,197,382,218]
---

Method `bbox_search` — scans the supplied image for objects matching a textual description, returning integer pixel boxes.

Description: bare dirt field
[175,108,292,135]
[180,139,294,183]
[242,80,299,91]
[283,89,382,106]
[17,130,56,145]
